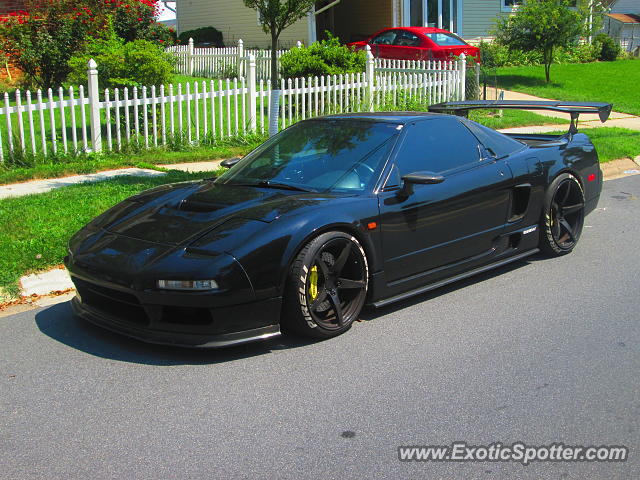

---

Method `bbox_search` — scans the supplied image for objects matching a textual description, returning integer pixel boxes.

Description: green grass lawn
[0,139,262,185]
[546,127,640,163]
[496,60,640,115]
[470,109,568,129]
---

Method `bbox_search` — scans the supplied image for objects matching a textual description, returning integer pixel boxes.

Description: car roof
[380,26,456,36]
[310,111,448,124]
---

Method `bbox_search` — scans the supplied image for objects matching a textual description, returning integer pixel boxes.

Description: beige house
[176,0,524,48]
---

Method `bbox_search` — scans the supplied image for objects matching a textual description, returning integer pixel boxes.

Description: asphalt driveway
[1,175,639,479]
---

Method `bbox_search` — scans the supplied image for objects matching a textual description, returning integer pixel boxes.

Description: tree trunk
[271,30,279,91]
[544,47,553,83]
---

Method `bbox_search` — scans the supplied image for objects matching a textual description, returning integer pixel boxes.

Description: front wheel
[539,173,585,256]
[282,232,369,338]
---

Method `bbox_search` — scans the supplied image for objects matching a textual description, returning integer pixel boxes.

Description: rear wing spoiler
[428,100,613,134]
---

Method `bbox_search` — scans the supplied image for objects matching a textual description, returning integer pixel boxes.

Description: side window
[393,119,480,176]
[460,118,525,158]
[394,31,421,47]
[372,30,397,45]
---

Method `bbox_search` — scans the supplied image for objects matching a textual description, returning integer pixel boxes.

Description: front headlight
[157,279,219,291]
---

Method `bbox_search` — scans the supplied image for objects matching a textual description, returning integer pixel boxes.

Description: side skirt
[371,248,539,308]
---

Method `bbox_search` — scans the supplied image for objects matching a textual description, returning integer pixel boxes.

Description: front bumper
[67,269,282,348]
[72,296,281,348]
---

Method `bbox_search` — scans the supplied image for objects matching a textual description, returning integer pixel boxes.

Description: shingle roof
[606,13,640,24]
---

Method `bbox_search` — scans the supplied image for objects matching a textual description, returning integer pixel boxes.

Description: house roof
[606,13,640,24]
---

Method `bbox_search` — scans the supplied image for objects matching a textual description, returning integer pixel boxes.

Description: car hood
[95,181,334,246]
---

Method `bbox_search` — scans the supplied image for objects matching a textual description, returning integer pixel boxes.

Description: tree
[0,0,173,89]
[493,0,583,83]
[243,0,316,90]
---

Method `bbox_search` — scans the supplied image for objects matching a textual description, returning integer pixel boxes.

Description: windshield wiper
[228,180,312,192]
[255,180,312,192]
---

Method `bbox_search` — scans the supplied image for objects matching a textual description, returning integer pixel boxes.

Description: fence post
[459,53,466,101]
[247,54,257,132]
[475,62,480,99]
[237,39,244,77]
[365,45,375,111]
[188,37,195,76]
[87,59,102,153]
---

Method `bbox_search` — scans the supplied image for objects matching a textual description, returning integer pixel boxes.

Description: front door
[378,118,514,286]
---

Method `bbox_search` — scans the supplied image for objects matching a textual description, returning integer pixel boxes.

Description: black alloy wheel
[283,231,369,338]
[540,173,585,256]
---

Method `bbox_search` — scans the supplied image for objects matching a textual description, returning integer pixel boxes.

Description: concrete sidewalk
[490,88,640,132]
[0,168,166,200]
[0,160,224,200]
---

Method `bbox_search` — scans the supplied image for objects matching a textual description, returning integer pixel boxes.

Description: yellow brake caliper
[308,265,319,300]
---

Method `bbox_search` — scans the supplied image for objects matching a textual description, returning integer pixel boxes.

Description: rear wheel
[539,173,585,256]
[282,232,369,338]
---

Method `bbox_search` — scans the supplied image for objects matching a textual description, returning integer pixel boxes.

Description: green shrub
[558,43,599,63]
[178,26,224,47]
[68,35,174,89]
[279,34,366,79]
[595,33,621,61]
[0,1,93,89]
[480,41,601,67]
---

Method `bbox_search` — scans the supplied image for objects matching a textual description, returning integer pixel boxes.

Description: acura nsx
[65,100,611,347]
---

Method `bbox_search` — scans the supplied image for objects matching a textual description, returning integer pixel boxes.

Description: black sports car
[65,100,611,347]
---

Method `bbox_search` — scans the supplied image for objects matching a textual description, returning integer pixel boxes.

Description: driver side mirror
[220,157,241,168]
[399,171,445,197]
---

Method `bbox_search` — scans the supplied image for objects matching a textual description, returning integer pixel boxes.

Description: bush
[0,0,174,89]
[595,33,621,61]
[68,35,174,89]
[279,34,366,79]
[178,26,224,47]
[105,0,172,46]
[558,43,599,64]
[479,41,543,68]
[479,41,600,67]
[0,1,93,89]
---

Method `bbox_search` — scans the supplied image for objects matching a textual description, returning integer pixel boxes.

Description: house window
[502,0,576,13]
[501,0,523,12]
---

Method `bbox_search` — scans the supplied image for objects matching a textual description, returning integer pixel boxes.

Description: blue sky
[157,1,176,21]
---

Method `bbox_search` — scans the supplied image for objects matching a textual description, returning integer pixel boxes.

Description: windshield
[424,32,467,47]
[216,119,401,193]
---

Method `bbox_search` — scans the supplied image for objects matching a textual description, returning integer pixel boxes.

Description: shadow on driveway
[35,255,543,365]
[35,301,317,366]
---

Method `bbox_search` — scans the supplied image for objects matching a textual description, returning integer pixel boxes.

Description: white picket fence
[168,39,288,80]
[0,50,467,162]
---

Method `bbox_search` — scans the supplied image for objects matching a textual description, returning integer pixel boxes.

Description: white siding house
[609,0,640,13]
[176,0,520,47]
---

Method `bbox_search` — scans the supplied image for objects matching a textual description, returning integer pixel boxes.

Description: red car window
[371,30,398,45]
[393,31,421,47]
[423,32,468,47]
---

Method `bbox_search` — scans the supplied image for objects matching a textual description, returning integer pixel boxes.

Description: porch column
[456,0,463,35]
[438,0,443,28]
[307,7,316,44]
[392,0,399,27]
[449,0,454,31]
[422,0,428,27]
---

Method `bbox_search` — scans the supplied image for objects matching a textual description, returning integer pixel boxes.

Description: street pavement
[1,176,639,479]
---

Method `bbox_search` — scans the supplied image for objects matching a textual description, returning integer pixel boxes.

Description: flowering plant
[0,0,174,89]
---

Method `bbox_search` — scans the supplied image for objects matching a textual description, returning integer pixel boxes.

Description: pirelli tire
[539,173,586,256]
[282,231,369,339]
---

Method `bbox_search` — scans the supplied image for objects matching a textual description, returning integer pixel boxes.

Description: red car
[348,27,480,62]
